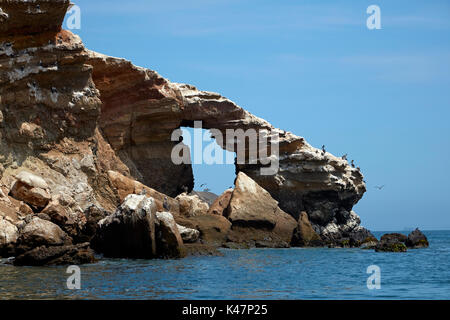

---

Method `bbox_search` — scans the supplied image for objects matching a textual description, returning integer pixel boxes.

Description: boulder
[176,193,209,217]
[107,170,180,214]
[10,172,51,209]
[208,189,233,216]
[155,212,186,258]
[291,212,323,247]
[380,233,407,243]
[92,194,157,259]
[375,241,407,252]
[77,204,109,242]
[13,243,96,266]
[17,217,71,252]
[225,172,297,247]
[40,197,70,226]
[406,228,429,248]
[0,217,19,256]
[174,214,231,246]
[360,236,379,249]
[320,212,374,247]
[177,224,200,243]
[39,195,87,242]
[375,233,408,252]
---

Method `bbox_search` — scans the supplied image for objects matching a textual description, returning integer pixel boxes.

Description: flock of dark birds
[321,145,360,171]
[176,146,384,196]
[321,145,384,191]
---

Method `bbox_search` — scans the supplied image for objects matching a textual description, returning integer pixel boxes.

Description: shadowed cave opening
[180,126,236,198]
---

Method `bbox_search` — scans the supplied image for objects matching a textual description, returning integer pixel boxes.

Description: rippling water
[0,230,449,299]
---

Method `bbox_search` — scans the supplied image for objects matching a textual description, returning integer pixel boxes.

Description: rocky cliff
[1,0,371,264]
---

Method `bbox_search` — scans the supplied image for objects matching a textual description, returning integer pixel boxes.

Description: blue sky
[67,0,450,230]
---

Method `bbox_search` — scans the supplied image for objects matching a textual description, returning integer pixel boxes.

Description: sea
[0,230,449,300]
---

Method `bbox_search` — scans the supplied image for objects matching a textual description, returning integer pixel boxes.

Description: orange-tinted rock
[175,193,209,217]
[0,0,369,250]
[107,170,179,215]
[174,214,231,246]
[208,189,233,216]
[225,172,297,247]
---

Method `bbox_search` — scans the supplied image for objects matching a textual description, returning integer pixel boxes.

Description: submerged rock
[13,242,96,266]
[375,233,408,252]
[375,241,407,253]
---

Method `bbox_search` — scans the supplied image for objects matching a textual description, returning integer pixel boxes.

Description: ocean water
[0,230,449,300]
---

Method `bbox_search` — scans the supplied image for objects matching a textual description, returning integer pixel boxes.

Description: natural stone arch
[86,51,366,237]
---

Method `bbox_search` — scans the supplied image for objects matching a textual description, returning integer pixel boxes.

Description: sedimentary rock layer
[86,52,367,238]
[0,0,368,246]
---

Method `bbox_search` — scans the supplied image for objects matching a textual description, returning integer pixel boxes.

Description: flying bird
[374,185,385,190]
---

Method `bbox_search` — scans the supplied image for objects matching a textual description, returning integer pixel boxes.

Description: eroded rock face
[0,0,371,256]
[0,0,131,216]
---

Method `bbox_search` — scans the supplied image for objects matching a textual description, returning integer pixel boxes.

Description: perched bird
[200,183,207,188]
[351,160,355,168]
[181,185,188,193]
[140,189,147,196]
[342,154,348,160]
[163,196,170,211]
[374,185,385,190]
[321,145,326,154]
